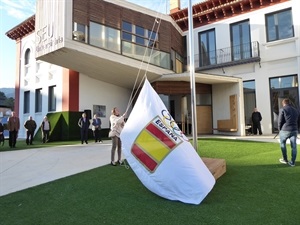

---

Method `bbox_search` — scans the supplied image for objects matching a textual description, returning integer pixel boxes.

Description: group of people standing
[78,113,103,144]
[2,113,51,148]
[2,101,298,167]
[77,108,125,166]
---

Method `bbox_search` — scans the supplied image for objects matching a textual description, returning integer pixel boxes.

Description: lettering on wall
[35,23,63,53]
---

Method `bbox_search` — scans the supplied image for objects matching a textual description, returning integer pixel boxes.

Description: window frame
[24,91,30,114]
[48,86,56,112]
[198,28,216,67]
[265,8,294,42]
[89,21,121,53]
[230,19,251,61]
[121,21,159,49]
[35,88,42,113]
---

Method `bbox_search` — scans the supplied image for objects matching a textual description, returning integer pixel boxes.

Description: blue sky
[0,0,200,88]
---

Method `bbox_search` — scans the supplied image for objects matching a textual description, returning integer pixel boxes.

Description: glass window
[73,22,86,42]
[89,21,120,53]
[270,75,298,89]
[230,20,251,61]
[106,27,120,53]
[122,21,132,41]
[199,29,216,67]
[24,91,30,114]
[148,30,157,41]
[25,49,31,65]
[89,21,104,48]
[35,88,42,113]
[122,21,159,49]
[196,94,212,105]
[243,80,256,125]
[122,21,132,32]
[266,8,294,42]
[148,30,158,48]
[122,32,132,41]
[243,80,256,90]
[269,75,298,132]
[135,25,145,45]
[48,86,56,112]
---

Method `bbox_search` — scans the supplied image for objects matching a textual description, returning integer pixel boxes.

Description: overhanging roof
[170,0,289,31]
[36,42,171,89]
[155,72,242,84]
[5,15,35,40]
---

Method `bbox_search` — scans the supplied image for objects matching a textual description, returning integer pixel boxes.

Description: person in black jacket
[24,116,37,145]
[78,112,90,144]
[0,120,4,146]
[251,108,262,135]
[278,98,300,167]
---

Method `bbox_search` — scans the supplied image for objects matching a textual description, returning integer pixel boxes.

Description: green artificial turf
[0,139,299,225]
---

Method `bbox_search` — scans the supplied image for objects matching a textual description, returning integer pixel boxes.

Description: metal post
[188,0,198,151]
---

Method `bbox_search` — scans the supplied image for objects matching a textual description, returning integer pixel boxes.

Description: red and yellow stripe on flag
[131,118,182,172]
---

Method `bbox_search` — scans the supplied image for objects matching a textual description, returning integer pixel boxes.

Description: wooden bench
[202,158,226,180]
[215,94,238,132]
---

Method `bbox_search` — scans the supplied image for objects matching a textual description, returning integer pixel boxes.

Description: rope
[122,1,165,170]
[124,1,164,115]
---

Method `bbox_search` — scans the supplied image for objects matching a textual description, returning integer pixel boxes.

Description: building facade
[171,0,300,134]
[6,0,300,138]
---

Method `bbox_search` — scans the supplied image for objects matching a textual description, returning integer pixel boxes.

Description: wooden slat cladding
[152,81,212,95]
[104,3,121,28]
[73,0,184,56]
[89,1,105,25]
[171,25,185,55]
[73,1,89,25]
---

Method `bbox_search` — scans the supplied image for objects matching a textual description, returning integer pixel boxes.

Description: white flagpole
[188,0,198,151]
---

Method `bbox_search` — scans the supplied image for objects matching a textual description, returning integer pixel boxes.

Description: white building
[6,0,300,139]
[177,0,300,135]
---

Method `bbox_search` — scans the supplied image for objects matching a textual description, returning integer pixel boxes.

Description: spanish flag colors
[120,79,215,205]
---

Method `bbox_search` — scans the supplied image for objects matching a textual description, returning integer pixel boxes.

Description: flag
[120,79,215,205]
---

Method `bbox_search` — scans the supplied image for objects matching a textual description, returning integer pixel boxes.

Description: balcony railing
[195,41,260,71]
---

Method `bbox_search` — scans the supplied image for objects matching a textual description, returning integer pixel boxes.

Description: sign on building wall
[93,105,106,118]
[35,0,67,57]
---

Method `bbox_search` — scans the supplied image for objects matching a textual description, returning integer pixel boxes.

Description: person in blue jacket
[78,112,90,144]
[278,98,300,167]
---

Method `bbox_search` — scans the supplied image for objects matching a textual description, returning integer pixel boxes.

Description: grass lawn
[0,138,299,225]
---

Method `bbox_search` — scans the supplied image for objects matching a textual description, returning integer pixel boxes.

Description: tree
[0,91,14,110]
[5,97,14,110]
[0,91,6,101]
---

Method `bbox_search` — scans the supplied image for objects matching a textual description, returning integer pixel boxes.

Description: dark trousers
[252,122,262,135]
[9,130,18,147]
[93,129,102,142]
[26,130,34,145]
[80,129,89,143]
[42,130,50,143]
[0,133,4,146]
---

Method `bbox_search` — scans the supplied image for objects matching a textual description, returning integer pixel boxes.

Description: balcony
[195,41,260,72]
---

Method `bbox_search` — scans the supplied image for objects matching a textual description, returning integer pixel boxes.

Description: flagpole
[188,0,198,151]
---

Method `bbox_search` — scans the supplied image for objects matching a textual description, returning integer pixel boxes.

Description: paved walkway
[0,135,281,197]
[0,141,113,197]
